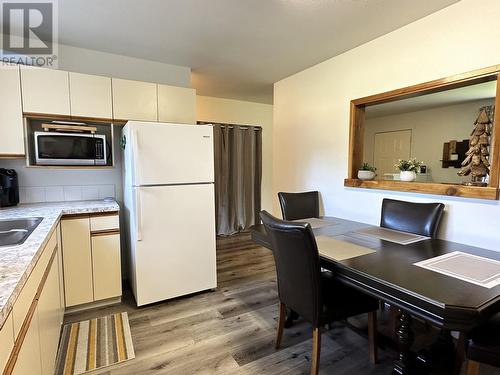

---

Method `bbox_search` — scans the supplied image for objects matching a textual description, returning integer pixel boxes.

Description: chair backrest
[278,191,320,221]
[380,198,445,238]
[260,211,322,326]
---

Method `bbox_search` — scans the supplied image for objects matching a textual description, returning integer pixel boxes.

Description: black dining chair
[277,191,320,327]
[380,198,445,334]
[278,191,320,221]
[380,198,445,238]
[465,313,500,375]
[260,210,379,375]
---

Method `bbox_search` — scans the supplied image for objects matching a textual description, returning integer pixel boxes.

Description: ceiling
[54,0,460,103]
[366,81,497,119]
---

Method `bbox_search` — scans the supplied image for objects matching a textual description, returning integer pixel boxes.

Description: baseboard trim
[64,296,122,314]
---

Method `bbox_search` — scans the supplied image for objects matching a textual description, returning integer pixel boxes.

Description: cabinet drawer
[0,314,14,373]
[90,214,119,232]
[12,230,57,337]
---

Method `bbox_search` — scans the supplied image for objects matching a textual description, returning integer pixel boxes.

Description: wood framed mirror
[344,65,500,200]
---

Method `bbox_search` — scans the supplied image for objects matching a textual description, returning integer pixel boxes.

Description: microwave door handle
[135,188,143,241]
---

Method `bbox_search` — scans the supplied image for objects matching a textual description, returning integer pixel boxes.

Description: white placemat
[316,236,376,261]
[292,217,337,229]
[414,251,500,288]
[354,227,429,245]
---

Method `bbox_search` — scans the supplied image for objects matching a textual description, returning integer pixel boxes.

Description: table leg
[393,311,415,375]
[452,332,466,375]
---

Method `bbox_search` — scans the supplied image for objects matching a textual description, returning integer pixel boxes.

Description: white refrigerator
[122,121,217,306]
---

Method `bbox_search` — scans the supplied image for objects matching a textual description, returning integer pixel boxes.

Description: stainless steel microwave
[34,131,107,166]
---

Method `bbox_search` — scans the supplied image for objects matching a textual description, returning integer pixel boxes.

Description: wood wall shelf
[344,179,499,200]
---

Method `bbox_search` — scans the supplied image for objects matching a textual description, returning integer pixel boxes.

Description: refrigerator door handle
[135,188,143,241]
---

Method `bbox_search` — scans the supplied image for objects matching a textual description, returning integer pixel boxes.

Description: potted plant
[394,158,423,182]
[358,163,377,180]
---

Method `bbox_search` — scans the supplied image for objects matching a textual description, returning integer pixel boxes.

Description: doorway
[198,122,262,236]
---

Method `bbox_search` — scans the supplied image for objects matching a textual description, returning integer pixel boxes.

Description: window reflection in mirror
[363,80,496,185]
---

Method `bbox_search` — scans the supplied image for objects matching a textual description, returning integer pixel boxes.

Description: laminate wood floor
[64,232,497,375]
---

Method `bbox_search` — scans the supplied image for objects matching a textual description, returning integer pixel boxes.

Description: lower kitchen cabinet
[56,224,66,315]
[11,306,42,375]
[61,212,122,308]
[92,233,122,300]
[37,250,64,375]
[2,213,120,374]
[0,314,14,372]
[61,217,94,307]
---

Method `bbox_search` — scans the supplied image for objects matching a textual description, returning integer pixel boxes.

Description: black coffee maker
[0,169,19,207]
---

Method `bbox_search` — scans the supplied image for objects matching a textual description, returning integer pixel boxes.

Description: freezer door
[133,183,216,306]
[130,123,214,185]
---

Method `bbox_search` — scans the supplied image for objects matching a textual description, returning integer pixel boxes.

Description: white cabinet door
[61,218,94,307]
[157,84,196,124]
[12,306,42,375]
[0,314,14,373]
[37,255,62,375]
[20,66,70,115]
[92,233,122,300]
[69,72,112,119]
[112,78,157,121]
[0,65,24,156]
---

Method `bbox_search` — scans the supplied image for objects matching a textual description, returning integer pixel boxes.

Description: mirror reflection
[363,81,496,185]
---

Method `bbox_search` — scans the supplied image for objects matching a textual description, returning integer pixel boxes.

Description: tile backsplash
[18,184,116,204]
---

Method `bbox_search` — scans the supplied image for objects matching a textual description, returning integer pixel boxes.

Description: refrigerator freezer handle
[132,128,141,184]
[135,188,143,241]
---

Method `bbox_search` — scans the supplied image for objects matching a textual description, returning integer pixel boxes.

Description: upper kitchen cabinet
[69,72,113,119]
[20,66,70,116]
[112,78,158,121]
[158,84,196,124]
[0,65,24,156]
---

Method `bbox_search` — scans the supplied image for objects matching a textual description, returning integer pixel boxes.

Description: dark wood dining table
[250,216,500,375]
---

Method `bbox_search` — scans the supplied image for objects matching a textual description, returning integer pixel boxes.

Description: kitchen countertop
[0,200,120,329]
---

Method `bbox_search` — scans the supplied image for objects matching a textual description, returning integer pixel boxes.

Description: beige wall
[196,95,273,212]
[273,0,500,250]
[364,99,494,184]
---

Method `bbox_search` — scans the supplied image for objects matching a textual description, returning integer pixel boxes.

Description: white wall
[196,95,273,212]
[58,44,192,88]
[364,99,494,184]
[0,36,192,88]
[273,0,500,250]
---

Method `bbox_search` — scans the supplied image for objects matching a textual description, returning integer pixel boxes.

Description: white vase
[400,171,416,182]
[358,170,376,180]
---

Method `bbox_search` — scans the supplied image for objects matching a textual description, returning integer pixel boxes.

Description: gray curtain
[201,122,262,236]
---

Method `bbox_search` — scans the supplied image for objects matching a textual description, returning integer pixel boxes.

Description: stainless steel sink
[0,217,43,247]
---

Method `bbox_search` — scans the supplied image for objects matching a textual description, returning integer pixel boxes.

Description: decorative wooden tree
[458,108,492,186]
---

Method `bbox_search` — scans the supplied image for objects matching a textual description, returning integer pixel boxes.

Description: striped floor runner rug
[55,312,135,375]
